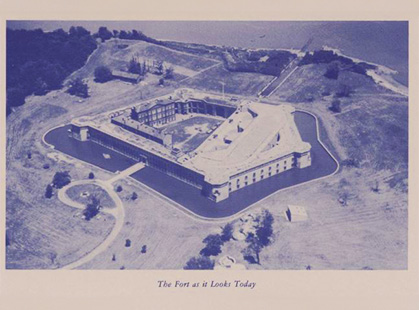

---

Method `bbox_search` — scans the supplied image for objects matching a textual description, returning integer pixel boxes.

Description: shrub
[125,239,131,247]
[329,99,341,113]
[88,172,95,179]
[43,163,50,169]
[52,171,71,189]
[341,158,360,168]
[45,184,53,199]
[94,66,113,83]
[116,185,123,192]
[131,192,138,200]
[141,245,147,253]
[164,66,174,79]
[184,255,214,270]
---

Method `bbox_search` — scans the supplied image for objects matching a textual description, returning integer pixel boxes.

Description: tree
[158,78,165,86]
[128,57,142,74]
[45,184,53,199]
[67,78,89,98]
[329,99,341,113]
[220,223,234,242]
[242,233,263,265]
[155,60,164,75]
[131,192,138,200]
[141,245,147,253]
[83,196,101,221]
[256,210,274,247]
[96,27,113,42]
[242,210,275,265]
[94,66,113,83]
[184,255,215,270]
[52,171,71,189]
[116,185,123,192]
[164,66,174,79]
[88,172,95,179]
[200,234,223,257]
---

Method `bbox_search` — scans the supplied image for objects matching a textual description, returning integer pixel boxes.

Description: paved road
[258,58,300,97]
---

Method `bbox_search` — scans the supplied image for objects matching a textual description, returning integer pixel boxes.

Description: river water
[8,21,408,85]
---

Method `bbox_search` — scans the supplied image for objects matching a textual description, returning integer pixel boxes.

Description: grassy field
[162,116,221,153]
[6,190,115,269]
[66,184,116,209]
[77,178,218,270]
[6,37,408,270]
[181,64,273,97]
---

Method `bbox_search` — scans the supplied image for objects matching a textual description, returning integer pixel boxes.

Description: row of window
[228,159,296,192]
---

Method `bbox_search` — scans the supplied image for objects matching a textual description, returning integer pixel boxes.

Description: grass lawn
[6,190,115,269]
[181,65,273,97]
[66,184,116,209]
[162,116,222,153]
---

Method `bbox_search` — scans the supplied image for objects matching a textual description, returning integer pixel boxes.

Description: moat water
[44,111,338,218]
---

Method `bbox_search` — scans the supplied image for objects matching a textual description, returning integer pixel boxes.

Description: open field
[180,64,274,97]
[6,37,408,270]
[6,190,115,269]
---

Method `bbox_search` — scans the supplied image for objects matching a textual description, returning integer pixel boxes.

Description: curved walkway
[58,179,125,270]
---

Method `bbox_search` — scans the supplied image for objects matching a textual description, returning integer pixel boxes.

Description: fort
[69,89,311,202]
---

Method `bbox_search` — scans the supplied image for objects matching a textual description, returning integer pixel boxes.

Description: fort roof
[183,102,311,183]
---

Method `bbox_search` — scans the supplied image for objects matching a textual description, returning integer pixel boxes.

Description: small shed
[285,205,308,222]
[112,70,142,84]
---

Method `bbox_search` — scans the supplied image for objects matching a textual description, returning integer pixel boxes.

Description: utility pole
[220,81,225,100]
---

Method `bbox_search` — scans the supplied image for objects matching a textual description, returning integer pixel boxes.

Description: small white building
[285,205,308,222]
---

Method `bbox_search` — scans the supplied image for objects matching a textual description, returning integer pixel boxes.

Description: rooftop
[183,101,311,183]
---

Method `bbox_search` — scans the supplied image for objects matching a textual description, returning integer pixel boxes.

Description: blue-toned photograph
[6,21,408,270]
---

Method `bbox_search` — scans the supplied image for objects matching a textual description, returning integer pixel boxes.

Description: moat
[44,110,338,218]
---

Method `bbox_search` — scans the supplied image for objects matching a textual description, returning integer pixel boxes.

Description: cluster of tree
[94,66,113,83]
[183,223,233,270]
[67,78,89,98]
[6,27,97,115]
[83,196,101,221]
[223,48,296,76]
[90,26,160,45]
[199,223,234,257]
[51,171,71,189]
[128,57,174,78]
[242,210,274,265]
[299,50,376,78]
[184,255,215,270]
